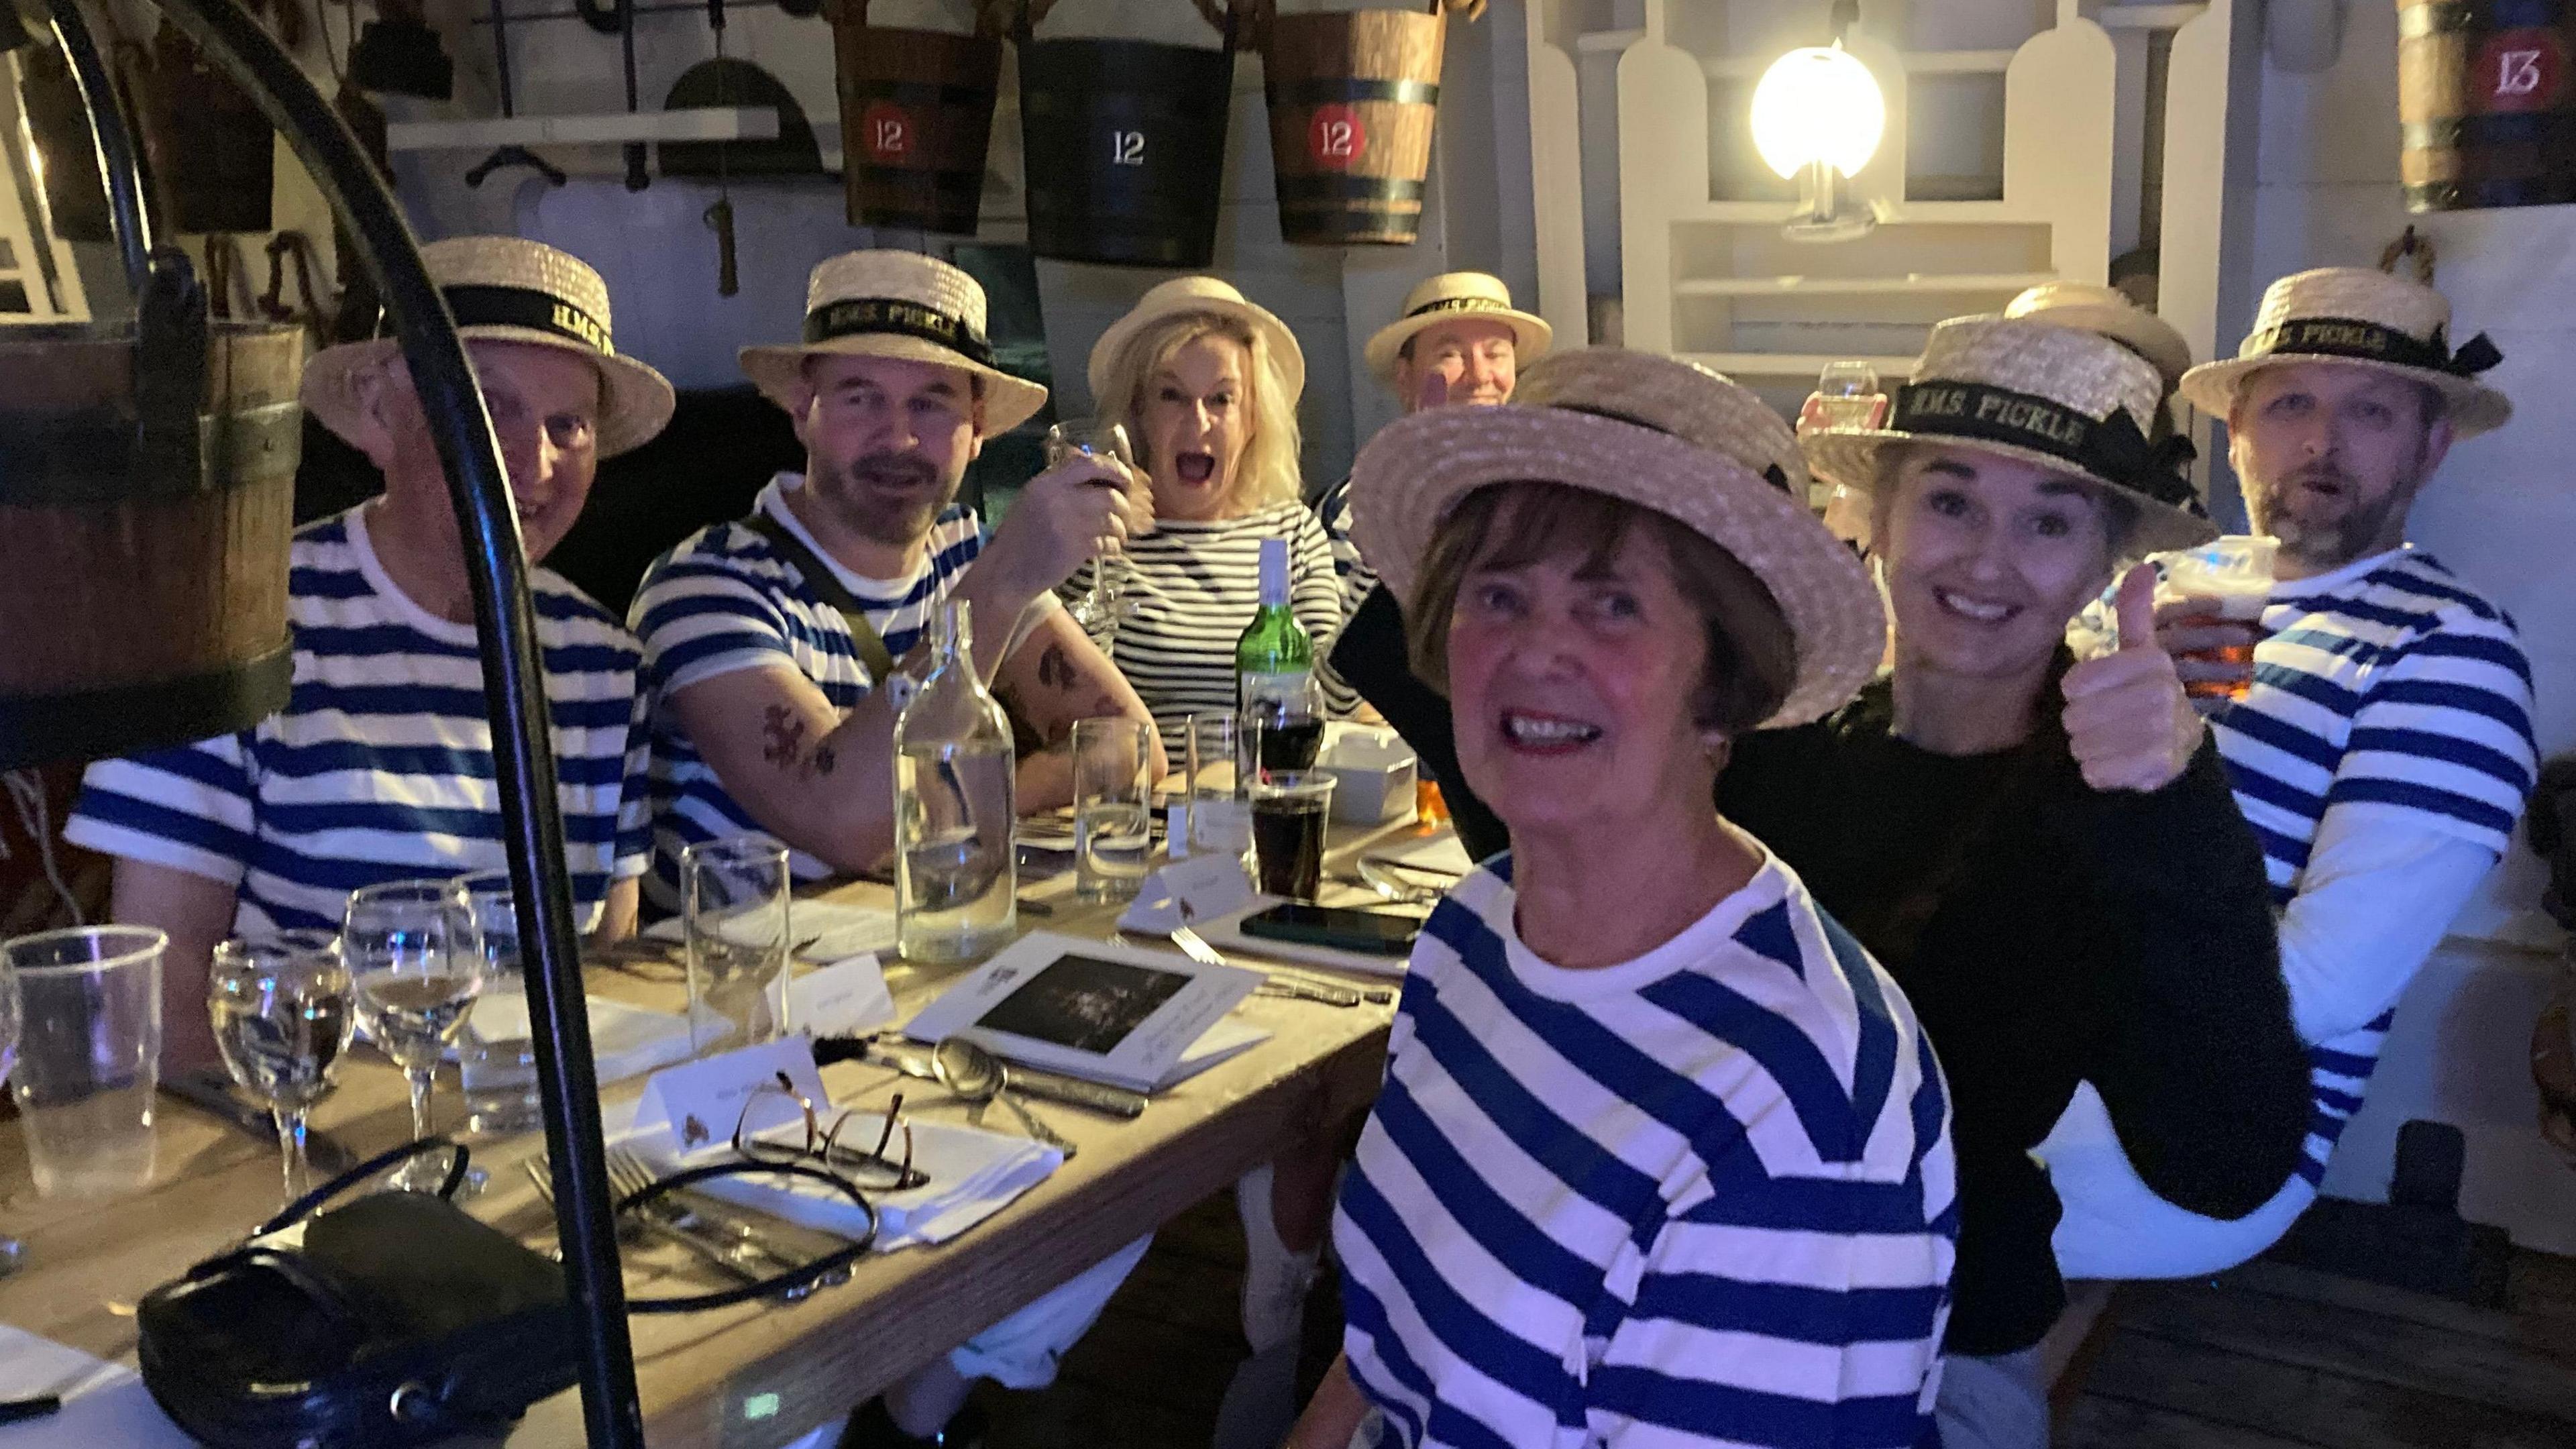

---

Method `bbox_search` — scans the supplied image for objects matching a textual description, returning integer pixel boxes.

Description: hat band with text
[1892,380,2195,508]
[804,297,996,367]
[387,284,613,355]
[2242,314,2503,377]
[1403,295,1512,321]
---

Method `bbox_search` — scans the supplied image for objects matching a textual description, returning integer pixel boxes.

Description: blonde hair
[1095,312,1303,512]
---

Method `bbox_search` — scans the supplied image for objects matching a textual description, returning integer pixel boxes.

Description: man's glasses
[732,1072,930,1193]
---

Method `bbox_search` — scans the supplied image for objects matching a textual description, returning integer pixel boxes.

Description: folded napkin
[454,989,714,1082]
[0,1326,193,1447]
[625,1118,1062,1251]
[644,899,900,962]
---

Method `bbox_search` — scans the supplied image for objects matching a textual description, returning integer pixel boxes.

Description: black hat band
[1891,380,2198,509]
[803,297,996,367]
[1403,294,1513,321]
[387,284,614,355]
[2241,315,2502,377]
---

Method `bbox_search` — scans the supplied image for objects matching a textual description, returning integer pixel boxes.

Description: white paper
[0,1327,190,1448]
[459,988,712,1083]
[790,955,898,1039]
[635,1036,832,1154]
[1117,852,1257,934]
[624,1116,1062,1251]
[900,931,1263,1092]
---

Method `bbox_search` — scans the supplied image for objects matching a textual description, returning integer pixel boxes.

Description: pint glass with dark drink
[2160,534,2277,702]
[1249,771,1336,902]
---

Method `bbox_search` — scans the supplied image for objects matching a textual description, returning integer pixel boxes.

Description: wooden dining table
[0,816,1452,1448]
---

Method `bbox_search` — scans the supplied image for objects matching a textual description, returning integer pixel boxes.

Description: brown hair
[1403,482,1796,736]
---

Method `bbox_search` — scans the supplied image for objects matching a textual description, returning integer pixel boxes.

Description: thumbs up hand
[2060,564,2206,793]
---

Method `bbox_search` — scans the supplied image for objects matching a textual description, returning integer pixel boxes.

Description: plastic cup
[5,926,166,1198]
[2161,535,2277,702]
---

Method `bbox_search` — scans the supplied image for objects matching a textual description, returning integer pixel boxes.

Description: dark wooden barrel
[833,0,1004,233]
[0,321,304,771]
[1265,7,1445,246]
[2398,0,2576,211]
[130,21,276,235]
[1019,36,1235,268]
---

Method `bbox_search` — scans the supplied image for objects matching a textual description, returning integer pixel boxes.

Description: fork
[604,1147,853,1290]
[530,1157,767,1288]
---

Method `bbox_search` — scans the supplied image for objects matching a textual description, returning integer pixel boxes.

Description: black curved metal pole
[113,1,645,1442]
[42,0,150,288]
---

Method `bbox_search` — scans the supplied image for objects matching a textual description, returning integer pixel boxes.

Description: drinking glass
[683,837,793,1057]
[2161,534,2278,705]
[208,930,356,1207]
[1045,418,1138,647]
[343,879,484,1191]
[0,953,17,1267]
[1248,772,1337,902]
[3,925,165,1199]
[455,871,541,1136]
[1073,717,1154,903]
[1183,710,1251,861]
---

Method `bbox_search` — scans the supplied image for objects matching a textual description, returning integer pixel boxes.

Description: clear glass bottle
[1236,537,1324,774]
[894,600,1018,963]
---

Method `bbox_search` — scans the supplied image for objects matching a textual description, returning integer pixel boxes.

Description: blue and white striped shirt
[627,474,984,912]
[2210,547,2536,1184]
[1314,474,1377,621]
[65,507,650,935]
[1336,854,1956,1449]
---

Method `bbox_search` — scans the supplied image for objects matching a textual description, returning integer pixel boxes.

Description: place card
[790,954,897,1039]
[636,1036,830,1153]
[1117,850,1256,934]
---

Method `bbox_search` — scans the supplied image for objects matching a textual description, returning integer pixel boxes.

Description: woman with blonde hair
[1077,277,1347,748]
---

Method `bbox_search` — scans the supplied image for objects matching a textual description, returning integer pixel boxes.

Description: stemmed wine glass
[207,930,356,1207]
[1045,418,1139,648]
[343,879,486,1191]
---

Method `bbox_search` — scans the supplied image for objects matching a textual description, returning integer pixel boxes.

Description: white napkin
[625,1118,1062,1251]
[0,1326,192,1447]
[643,899,900,961]
[456,989,714,1081]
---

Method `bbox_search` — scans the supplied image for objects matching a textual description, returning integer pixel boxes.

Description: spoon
[931,1038,1077,1158]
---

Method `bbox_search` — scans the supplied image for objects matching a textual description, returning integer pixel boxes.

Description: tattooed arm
[661,663,904,874]
[992,608,1167,814]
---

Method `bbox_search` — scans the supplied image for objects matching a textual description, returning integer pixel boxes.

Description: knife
[816,1035,1149,1119]
[160,1069,358,1176]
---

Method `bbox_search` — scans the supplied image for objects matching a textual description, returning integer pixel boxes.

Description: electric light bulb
[1749,43,1886,180]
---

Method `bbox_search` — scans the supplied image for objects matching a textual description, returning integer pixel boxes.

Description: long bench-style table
[0,819,1444,1447]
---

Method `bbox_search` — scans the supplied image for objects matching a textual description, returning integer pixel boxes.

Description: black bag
[136,1141,581,1448]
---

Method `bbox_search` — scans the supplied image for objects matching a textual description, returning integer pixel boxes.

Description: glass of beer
[2161,534,2277,702]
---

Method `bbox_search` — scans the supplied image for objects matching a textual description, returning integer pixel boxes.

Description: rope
[2380,225,2436,284]
[3,770,85,927]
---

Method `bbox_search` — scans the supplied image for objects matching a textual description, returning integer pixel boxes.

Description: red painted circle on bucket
[2477,30,2566,112]
[1307,105,1366,169]
[862,102,916,162]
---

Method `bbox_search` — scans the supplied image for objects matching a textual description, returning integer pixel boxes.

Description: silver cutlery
[529,1157,769,1290]
[600,1148,842,1297]
[860,1037,1148,1118]
[931,1037,1077,1158]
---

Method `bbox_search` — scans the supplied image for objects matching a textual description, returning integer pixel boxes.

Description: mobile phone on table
[1238,903,1419,957]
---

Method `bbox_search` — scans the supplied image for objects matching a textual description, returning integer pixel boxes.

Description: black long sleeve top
[1332,584,2310,1356]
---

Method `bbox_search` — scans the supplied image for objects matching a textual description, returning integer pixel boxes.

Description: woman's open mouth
[1497,708,1603,755]
[1174,451,1218,486]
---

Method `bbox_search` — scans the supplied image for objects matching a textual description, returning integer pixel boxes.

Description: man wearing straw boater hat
[628,250,1157,1449]
[2037,266,2540,1293]
[2039,266,2540,1277]
[67,235,676,1069]
[1315,271,1552,610]
[630,248,1160,914]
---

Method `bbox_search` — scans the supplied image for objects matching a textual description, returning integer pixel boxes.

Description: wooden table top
[0,820,1447,1448]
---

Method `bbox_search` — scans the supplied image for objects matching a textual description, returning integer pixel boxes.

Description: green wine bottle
[1236,537,1324,771]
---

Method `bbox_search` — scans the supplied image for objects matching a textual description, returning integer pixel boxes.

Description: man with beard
[631,250,1160,916]
[2038,265,2540,1279]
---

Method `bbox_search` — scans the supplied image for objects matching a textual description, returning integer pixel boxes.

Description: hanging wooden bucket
[1265,7,1444,246]
[2398,0,2576,211]
[129,22,277,234]
[831,0,1004,232]
[1019,27,1236,268]
[0,321,303,771]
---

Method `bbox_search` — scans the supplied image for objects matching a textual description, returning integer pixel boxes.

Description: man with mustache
[628,250,1160,1448]
[2039,266,2540,1279]
[630,250,1160,917]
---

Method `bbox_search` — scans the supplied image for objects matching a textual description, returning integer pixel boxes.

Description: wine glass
[208,930,356,1207]
[1045,418,1138,647]
[343,879,485,1191]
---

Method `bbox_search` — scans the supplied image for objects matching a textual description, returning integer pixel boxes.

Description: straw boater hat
[2178,266,2510,437]
[1085,276,1305,406]
[1346,348,1884,729]
[1803,315,2216,556]
[301,235,675,458]
[1362,272,1554,384]
[739,250,1049,434]
[2004,280,2192,387]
